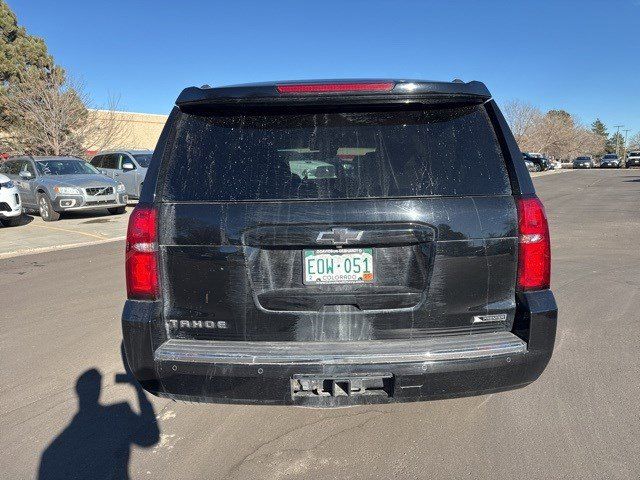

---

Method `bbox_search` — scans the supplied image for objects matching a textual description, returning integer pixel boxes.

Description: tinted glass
[90,155,103,168]
[163,105,510,201]
[132,154,152,167]
[36,160,99,175]
[3,161,21,175]
[101,155,118,169]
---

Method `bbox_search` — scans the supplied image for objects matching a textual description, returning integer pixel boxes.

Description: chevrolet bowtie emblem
[316,227,363,245]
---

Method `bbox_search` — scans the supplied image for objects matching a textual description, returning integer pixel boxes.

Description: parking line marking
[29,223,108,240]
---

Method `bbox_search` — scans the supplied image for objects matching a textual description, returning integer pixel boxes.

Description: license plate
[303,248,374,285]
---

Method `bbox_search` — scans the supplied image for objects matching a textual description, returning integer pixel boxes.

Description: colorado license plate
[303,248,374,285]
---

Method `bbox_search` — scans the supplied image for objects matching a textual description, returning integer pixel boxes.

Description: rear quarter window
[161,105,511,202]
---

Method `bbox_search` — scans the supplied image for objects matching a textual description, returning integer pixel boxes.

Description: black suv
[122,79,556,406]
[522,152,551,171]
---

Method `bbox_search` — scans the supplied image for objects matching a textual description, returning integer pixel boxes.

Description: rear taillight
[517,197,551,291]
[126,206,159,300]
[277,82,394,94]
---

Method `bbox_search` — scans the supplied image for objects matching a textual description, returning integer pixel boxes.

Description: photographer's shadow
[37,346,160,480]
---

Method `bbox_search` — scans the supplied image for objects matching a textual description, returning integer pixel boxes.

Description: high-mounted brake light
[277,82,395,94]
[126,206,159,300]
[517,197,551,291]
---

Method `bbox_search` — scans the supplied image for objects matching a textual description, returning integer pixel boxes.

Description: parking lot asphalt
[0,206,132,259]
[1,169,639,479]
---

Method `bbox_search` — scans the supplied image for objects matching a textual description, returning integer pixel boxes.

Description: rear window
[162,105,510,201]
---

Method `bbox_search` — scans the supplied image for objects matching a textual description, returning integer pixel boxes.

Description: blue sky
[10,0,640,135]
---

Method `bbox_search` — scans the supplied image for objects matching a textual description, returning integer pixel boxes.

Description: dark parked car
[122,79,556,406]
[599,154,621,168]
[522,152,551,171]
[524,159,537,172]
[573,156,595,169]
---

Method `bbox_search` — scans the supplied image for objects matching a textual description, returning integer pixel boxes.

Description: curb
[0,236,125,260]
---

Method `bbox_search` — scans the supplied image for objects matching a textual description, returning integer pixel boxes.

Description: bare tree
[1,69,85,155]
[503,99,605,161]
[503,100,542,147]
[84,95,131,154]
[628,132,640,150]
[0,68,129,157]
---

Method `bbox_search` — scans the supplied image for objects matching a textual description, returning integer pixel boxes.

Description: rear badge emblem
[316,227,363,246]
[472,314,507,324]
[167,320,228,329]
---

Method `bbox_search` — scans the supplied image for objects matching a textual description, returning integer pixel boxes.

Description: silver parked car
[599,153,621,168]
[0,156,127,222]
[90,150,152,198]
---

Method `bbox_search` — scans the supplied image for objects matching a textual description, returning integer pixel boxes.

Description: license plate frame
[303,248,375,285]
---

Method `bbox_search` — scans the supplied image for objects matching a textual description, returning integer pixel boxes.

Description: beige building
[86,109,169,154]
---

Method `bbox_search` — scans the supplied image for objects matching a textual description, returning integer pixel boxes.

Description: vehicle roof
[176,78,492,110]
[8,155,84,162]
[95,149,153,155]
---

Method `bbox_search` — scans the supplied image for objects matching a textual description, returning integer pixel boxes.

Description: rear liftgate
[157,81,522,404]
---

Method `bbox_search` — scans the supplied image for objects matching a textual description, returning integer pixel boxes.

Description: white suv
[0,172,22,227]
[626,151,640,168]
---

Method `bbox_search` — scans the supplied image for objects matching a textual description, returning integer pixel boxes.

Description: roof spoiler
[175,79,492,111]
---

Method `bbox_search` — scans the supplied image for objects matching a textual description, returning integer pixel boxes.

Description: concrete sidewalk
[0,206,132,259]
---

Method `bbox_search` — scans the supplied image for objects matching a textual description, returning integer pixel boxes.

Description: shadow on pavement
[61,209,127,221]
[37,345,160,480]
[0,213,34,227]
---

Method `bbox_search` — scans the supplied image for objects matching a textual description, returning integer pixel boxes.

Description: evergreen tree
[0,0,57,85]
[591,119,608,138]
[590,119,609,156]
[547,109,573,122]
[609,132,625,156]
[0,0,71,154]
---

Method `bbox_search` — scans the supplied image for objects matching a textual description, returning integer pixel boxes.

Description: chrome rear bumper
[155,332,526,365]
